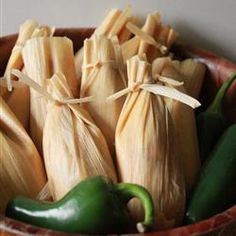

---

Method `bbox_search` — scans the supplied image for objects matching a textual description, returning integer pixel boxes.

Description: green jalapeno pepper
[5,175,154,234]
[197,72,236,163]
[186,124,236,223]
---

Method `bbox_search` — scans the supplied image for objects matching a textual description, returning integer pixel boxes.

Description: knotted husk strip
[121,13,178,62]
[42,72,117,200]
[74,6,136,80]
[0,96,46,213]
[22,36,78,155]
[80,35,126,157]
[1,20,53,129]
[152,57,201,192]
[115,55,185,229]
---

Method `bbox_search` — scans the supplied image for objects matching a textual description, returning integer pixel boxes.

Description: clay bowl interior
[0,28,236,236]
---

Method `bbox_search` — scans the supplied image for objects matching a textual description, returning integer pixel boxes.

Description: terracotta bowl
[0,28,236,236]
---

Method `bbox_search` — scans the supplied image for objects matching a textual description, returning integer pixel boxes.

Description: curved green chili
[197,72,236,163]
[6,176,154,234]
[186,124,236,223]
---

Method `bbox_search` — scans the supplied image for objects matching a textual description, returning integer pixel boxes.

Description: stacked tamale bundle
[12,69,117,201]
[0,7,207,231]
[74,6,136,79]
[43,72,117,200]
[22,36,78,154]
[1,20,53,129]
[80,35,126,156]
[152,57,205,192]
[0,96,46,213]
[115,55,186,229]
[121,12,178,62]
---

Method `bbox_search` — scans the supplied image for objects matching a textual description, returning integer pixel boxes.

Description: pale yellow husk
[121,13,178,62]
[179,59,206,98]
[22,36,78,155]
[42,72,117,200]
[80,35,126,157]
[115,55,185,229]
[152,57,203,192]
[94,6,135,43]
[0,96,46,213]
[121,12,161,61]
[1,20,53,130]
[74,6,136,80]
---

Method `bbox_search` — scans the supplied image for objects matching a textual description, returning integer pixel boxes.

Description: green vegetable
[5,175,154,234]
[197,72,236,163]
[186,124,236,223]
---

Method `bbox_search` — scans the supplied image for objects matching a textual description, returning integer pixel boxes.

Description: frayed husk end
[75,6,135,81]
[121,12,177,62]
[95,6,133,43]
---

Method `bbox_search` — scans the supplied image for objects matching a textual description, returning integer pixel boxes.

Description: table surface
[0,0,236,62]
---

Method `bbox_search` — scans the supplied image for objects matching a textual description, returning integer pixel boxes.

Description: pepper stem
[208,72,236,114]
[115,183,154,233]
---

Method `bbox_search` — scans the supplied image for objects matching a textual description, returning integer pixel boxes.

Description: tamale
[40,72,116,200]
[122,12,161,61]
[152,58,206,98]
[148,25,177,60]
[74,6,136,80]
[179,59,206,98]
[94,6,135,43]
[0,96,46,213]
[1,20,53,129]
[80,35,126,157]
[115,55,185,229]
[121,13,178,62]
[152,57,203,192]
[156,25,176,48]
[22,36,78,154]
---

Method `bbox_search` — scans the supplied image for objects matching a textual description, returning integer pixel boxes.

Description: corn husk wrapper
[75,6,136,80]
[22,37,78,155]
[152,57,203,192]
[152,58,205,99]
[94,6,136,43]
[115,55,185,229]
[80,35,126,157]
[121,13,178,62]
[39,72,117,200]
[121,12,161,61]
[0,20,53,130]
[0,96,46,213]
